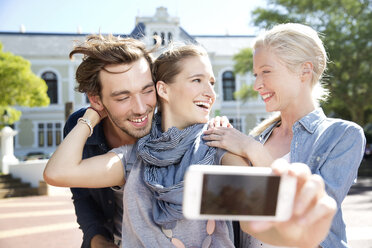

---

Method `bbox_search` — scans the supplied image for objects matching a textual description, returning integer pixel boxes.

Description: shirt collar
[259,108,326,142]
[296,108,326,134]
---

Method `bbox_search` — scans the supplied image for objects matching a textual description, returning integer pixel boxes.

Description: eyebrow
[253,64,274,73]
[110,82,154,97]
[187,73,205,79]
[259,64,274,69]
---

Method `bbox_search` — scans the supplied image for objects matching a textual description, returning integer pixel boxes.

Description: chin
[199,117,210,124]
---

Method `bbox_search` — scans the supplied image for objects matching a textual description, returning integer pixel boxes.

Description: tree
[234,0,372,126]
[0,42,49,127]
[233,47,258,101]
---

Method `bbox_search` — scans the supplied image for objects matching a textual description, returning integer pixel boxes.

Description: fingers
[204,127,229,137]
[294,174,324,216]
[272,160,337,229]
[208,116,231,128]
[299,194,337,226]
[271,160,310,177]
[208,116,219,129]
[220,116,230,128]
[247,221,275,232]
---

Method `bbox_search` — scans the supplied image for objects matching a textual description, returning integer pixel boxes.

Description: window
[153,32,158,45]
[229,118,242,132]
[38,122,62,147]
[41,71,58,104]
[222,71,236,101]
[168,32,173,42]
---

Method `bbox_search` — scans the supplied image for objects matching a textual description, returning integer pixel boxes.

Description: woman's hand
[203,127,253,157]
[207,116,232,128]
[240,160,337,248]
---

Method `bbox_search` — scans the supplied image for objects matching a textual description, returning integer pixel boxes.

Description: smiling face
[98,57,157,139]
[158,55,216,130]
[252,48,304,113]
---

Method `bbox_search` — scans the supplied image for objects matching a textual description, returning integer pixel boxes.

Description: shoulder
[64,108,87,131]
[312,117,366,150]
[321,117,364,137]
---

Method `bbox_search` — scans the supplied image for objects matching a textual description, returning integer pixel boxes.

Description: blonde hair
[251,23,329,136]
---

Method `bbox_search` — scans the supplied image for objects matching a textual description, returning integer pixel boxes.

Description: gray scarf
[137,113,217,229]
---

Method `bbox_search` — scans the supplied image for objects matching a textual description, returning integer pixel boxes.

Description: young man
[64,34,157,248]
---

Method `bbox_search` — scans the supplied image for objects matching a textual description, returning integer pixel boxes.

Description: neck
[160,109,188,132]
[280,100,316,133]
[102,118,137,149]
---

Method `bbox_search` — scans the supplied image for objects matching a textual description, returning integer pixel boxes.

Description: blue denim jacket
[258,108,366,248]
[64,108,117,248]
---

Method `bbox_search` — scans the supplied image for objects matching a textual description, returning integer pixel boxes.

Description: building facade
[0,7,269,158]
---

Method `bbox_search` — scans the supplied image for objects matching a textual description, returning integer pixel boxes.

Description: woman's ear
[87,94,104,111]
[300,62,313,82]
[156,81,170,102]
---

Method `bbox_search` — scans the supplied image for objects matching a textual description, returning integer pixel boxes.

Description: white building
[0,7,269,158]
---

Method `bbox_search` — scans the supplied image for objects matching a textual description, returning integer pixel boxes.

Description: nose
[253,77,263,91]
[203,83,216,101]
[131,94,147,115]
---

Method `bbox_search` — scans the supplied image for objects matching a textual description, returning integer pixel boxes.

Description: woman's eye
[210,81,215,86]
[263,70,271,74]
[192,79,201,83]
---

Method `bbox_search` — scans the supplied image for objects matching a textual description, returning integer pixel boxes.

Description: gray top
[111,145,234,248]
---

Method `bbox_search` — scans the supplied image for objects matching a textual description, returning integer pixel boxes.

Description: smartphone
[183,165,297,221]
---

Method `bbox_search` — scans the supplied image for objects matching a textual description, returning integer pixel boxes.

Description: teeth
[195,101,211,108]
[130,116,147,123]
[262,93,273,100]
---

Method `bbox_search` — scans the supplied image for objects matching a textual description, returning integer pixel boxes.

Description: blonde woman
[204,23,365,248]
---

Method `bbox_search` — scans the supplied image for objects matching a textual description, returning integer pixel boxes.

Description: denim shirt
[64,108,118,248]
[258,108,366,248]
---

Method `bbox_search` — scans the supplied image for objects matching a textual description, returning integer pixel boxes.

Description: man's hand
[91,234,118,248]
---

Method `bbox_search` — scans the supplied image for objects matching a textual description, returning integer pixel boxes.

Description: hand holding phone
[183,165,297,221]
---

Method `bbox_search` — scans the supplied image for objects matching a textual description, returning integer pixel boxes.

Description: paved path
[0,178,371,248]
[0,193,82,248]
[343,177,372,248]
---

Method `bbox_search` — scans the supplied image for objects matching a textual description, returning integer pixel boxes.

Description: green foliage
[234,84,258,102]
[0,42,49,127]
[233,48,253,75]
[246,0,372,125]
[232,47,258,103]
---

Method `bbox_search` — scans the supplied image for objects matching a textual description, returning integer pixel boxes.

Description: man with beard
[64,34,157,248]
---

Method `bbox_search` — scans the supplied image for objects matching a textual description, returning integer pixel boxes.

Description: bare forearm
[44,109,100,186]
[244,141,274,167]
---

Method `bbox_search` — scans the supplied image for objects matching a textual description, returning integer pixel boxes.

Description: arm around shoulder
[43,108,126,188]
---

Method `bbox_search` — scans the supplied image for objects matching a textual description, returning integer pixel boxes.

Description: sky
[0,0,267,36]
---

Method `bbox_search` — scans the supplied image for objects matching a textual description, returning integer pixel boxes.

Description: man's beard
[103,105,153,139]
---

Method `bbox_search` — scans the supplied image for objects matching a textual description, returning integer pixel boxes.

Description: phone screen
[200,174,280,216]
